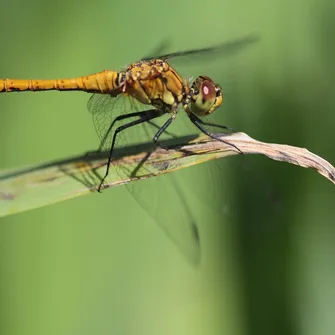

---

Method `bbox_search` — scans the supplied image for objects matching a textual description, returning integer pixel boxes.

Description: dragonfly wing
[88,93,152,149]
[141,34,259,62]
[128,120,201,265]
[140,39,172,62]
[130,172,201,266]
[88,93,126,150]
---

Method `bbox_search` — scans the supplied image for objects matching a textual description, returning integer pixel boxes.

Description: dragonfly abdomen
[0,70,120,94]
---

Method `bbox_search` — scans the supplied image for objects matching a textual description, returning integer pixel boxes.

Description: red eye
[201,80,216,102]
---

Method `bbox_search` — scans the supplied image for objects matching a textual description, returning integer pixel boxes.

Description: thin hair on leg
[189,113,243,154]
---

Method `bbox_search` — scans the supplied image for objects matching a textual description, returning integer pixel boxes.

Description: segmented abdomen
[0,70,120,93]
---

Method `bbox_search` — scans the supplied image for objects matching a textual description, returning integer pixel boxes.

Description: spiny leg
[193,119,236,133]
[147,120,177,138]
[98,110,163,151]
[98,109,163,192]
[153,114,177,150]
[189,113,243,154]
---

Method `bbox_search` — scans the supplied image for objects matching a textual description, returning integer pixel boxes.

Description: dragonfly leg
[153,114,176,150]
[147,120,178,138]
[189,113,243,154]
[194,120,237,133]
[98,109,163,192]
[98,110,162,151]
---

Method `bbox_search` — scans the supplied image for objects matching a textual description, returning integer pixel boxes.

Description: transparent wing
[88,93,120,149]
[141,34,259,62]
[132,171,201,265]
[131,117,201,265]
[89,93,134,149]
[141,39,172,62]
[87,93,201,265]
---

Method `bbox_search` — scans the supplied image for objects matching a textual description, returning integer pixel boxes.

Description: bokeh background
[1,1,335,334]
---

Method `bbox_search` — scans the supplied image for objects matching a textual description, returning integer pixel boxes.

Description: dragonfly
[0,35,257,264]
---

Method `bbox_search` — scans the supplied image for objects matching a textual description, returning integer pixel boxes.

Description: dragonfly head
[186,76,223,117]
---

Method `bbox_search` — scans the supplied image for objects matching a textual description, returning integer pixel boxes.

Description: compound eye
[200,79,217,103]
[189,77,223,116]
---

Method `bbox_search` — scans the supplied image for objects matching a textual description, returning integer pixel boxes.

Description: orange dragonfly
[0,36,256,264]
[0,36,255,190]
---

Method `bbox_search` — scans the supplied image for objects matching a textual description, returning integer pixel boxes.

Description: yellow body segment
[0,70,119,93]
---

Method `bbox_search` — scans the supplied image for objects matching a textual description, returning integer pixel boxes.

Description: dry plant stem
[0,132,334,218]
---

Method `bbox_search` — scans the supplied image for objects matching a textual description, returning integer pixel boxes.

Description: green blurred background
[1,1,335,334]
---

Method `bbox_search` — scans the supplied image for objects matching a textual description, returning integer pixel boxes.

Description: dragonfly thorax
[122,59,189,113]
